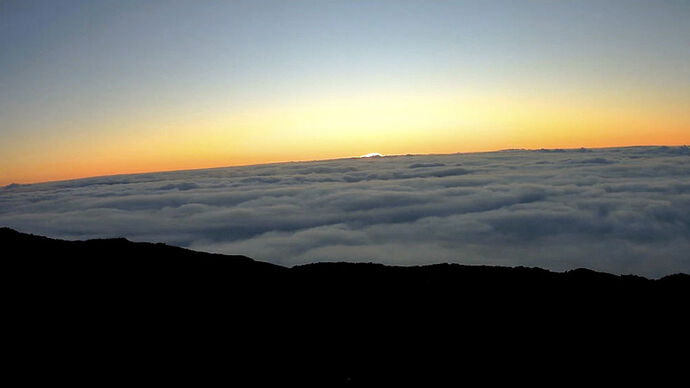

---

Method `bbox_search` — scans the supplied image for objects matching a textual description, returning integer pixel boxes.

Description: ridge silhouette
[2,227,687,383]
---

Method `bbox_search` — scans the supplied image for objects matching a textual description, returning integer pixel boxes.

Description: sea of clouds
[2,146,689,277]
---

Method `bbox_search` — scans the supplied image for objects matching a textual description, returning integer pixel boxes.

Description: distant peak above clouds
[360,153,383,158]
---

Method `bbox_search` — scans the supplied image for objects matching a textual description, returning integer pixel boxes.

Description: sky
[1,0,689,185]
[2,146,688,277]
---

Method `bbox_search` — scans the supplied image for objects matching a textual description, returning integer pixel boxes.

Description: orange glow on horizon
[2,89,688,186]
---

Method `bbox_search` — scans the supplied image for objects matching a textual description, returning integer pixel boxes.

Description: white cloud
[1,146,689,277]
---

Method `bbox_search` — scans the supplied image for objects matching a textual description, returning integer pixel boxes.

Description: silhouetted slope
[2,228,687,383]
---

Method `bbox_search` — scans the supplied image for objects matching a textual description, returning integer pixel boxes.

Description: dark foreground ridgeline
[2,227,687,383]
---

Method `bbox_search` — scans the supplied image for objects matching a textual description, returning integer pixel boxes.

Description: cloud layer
[2,146,689,277]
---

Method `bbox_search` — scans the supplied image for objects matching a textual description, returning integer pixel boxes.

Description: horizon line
[3,143,688,187]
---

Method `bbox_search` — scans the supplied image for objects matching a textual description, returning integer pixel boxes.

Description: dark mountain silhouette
[2,227,687,383]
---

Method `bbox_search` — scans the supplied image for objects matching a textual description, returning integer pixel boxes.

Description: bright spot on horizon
[360,153,383,158]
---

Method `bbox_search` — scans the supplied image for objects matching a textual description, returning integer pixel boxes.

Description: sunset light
[1,1,688,185]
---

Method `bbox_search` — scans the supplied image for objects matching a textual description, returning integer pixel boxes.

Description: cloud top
[1,146,689,277]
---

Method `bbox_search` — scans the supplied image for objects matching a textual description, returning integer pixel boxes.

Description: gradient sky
[1,0,689,185]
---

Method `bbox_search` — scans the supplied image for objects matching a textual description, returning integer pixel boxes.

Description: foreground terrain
[3,227,687,383]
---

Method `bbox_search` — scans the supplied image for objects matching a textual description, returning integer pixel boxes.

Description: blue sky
[1,1,689,184]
